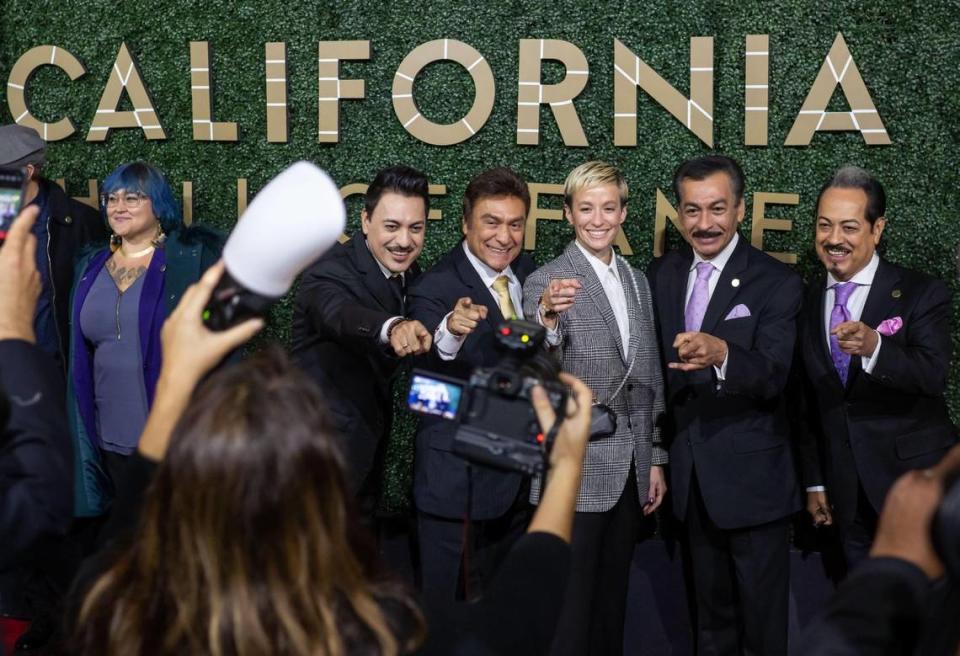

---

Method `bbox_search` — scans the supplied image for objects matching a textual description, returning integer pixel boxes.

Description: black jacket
[407,242,535,520]
[291,232,421,492]
[795,259,957,526]
[0,339,72,572]
[41,178,108,372]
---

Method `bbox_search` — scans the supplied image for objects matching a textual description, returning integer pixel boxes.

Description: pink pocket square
[724,304,751,320]
[877,316,903,336]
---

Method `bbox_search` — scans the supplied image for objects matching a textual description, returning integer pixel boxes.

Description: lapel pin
[892,289,901,299]
[731,278,740,288]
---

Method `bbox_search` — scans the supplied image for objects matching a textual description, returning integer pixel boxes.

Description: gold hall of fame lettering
[7,33,888,147]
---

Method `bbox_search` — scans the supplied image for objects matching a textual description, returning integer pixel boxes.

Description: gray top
[78,266,149,455]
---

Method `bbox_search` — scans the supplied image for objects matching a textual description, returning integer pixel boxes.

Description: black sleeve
[298,260,395,346]
[418,532,571,656]
[0,339,72,570]
[795,557,930,655]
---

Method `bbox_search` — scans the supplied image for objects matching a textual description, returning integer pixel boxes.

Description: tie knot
[833,281,857,306]
[695,261,714,280]
[493,275,510,292]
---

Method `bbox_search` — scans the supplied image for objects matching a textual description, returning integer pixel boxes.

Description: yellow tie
[492,275,518,320]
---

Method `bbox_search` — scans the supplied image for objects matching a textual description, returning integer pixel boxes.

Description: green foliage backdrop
[3,0,959,508]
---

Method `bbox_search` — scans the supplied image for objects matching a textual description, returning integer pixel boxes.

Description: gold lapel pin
[731,278,740,288]
[892,289,901,298]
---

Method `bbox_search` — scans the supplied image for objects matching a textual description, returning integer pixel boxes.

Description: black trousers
[684,474,790,656]
[417,481,532,612]
[550,468,641,656]
[838,481,879,574]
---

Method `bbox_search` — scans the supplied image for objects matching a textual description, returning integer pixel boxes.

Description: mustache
[387,246,415,254]
[821,243,851,250]
[691,229,722,239]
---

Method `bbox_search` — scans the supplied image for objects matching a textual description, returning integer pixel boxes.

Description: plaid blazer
[523,241,667,513]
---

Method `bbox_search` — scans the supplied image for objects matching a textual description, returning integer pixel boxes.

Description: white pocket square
[724,304,751,320]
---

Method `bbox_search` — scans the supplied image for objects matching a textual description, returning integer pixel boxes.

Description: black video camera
[408,319,568,475]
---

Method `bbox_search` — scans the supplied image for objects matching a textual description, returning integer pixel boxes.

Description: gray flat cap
[0,124,46,168]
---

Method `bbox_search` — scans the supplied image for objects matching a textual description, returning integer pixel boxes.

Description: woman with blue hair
[67,161,223,517]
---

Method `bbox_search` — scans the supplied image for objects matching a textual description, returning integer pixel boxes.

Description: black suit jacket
[796,259,956,526]
[647,237,802,530]
[291,232,420,492]
[0,339,72,572]
[407,241,535,520]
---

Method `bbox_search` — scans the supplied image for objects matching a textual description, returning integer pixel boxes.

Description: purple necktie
[829,282,858,384]
[684,261,714,332]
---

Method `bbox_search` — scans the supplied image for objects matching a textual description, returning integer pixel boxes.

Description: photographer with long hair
[67,260,591,655]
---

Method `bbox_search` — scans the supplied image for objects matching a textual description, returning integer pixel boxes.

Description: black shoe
[14,615,55,652]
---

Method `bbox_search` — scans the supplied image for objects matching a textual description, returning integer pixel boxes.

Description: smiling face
[565,183,625,264]
[361,191,426,274]
[104,189,160,243]
[677,172,745,260]
[815,186,885,281]
[462,195,526,272]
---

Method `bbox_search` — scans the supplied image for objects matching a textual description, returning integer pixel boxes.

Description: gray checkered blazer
[523,241,667,513]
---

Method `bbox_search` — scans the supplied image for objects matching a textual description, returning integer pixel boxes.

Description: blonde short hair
[563,161,628,207]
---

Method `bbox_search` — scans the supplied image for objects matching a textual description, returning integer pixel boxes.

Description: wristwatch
[539,303,558,319]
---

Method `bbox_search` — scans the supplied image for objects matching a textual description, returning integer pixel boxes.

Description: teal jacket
[67,226,223,517]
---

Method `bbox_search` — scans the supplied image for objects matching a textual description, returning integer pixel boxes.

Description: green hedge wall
[3,0,958,509]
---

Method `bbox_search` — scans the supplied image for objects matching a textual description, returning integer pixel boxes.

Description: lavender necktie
[829,281,858,384]
[684,261,714,332]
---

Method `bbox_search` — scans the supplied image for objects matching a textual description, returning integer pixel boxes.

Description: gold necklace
[119,244,156,258]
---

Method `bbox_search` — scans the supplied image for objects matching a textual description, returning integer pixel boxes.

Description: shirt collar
[825,252,880,289]
[574,240,621,282]
[462,240,518,288]
[364,237,401,281]
[691,232,739,274]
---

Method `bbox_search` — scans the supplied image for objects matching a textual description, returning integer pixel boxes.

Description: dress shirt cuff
[806,485,826,492]
[713,349,730,381]
[536,309,562,346]
[379,316,404,345]
[434,311,466,361]
[861,332,882,374]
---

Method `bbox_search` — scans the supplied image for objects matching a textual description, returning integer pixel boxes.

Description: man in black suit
[292,165,432,515]
[407,167,535,608]
[796,166,956,570]
[647,155,802,655]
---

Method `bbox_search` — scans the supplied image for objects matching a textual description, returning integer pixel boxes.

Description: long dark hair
[74,348,424,655]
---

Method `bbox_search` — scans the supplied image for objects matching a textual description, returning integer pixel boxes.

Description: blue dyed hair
[101,161,182,233]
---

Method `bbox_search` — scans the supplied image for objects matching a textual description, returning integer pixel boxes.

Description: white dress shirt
[684,232,740,379]
[575,241,630,357]
[822,252,882,374]
[434,241,524,361]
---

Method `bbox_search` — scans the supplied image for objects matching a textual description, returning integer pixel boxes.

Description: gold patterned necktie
[492,275,518,319]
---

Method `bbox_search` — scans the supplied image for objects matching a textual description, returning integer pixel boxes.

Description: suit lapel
[565,242,626,362]
[807,280,845,392]
[453,242,506,329]
[699,236,748,335]
[617,256,643,362]
[350,232,401,314]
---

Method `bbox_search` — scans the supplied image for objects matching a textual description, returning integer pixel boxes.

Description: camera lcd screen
[0,169,25,243]
[408,374,463,420]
